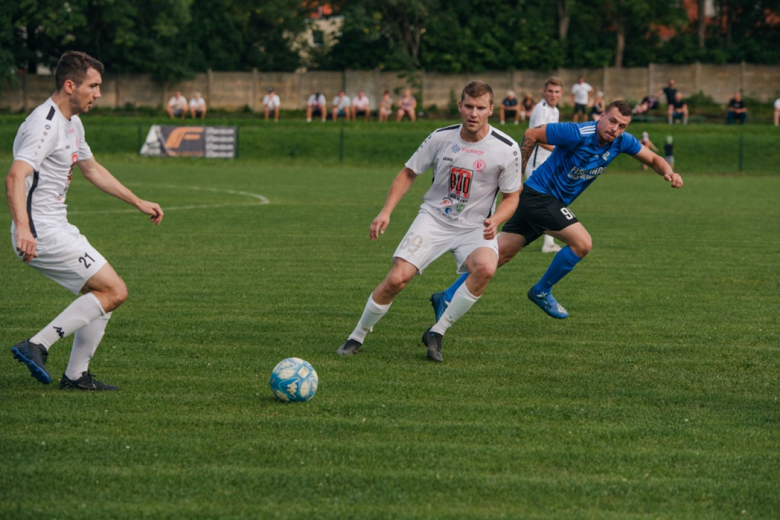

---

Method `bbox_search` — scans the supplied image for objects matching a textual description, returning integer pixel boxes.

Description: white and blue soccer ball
[270,357,318,402]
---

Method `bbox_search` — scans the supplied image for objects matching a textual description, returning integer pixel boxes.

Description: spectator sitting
[352,91,371,121]
[520,93,535,122]
[632,93,660,115]
[306,92,327,122]
[669,92,688,125]
[726,92,747,125]
[166,91,188,119]
[332,90,351,121]
[590,91,605,121]
[396,88,417,122]
[499,90,520,125]
[378,90,393,122]
[775,97,780,127]
[189,92,207,119]
[263,87,281,122]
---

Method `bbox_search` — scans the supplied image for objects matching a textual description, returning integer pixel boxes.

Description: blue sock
[533,246,582,293]
[444,273,469,303]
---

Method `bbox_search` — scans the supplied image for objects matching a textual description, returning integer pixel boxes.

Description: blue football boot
[429,291,448,322]
[527,287,569,319]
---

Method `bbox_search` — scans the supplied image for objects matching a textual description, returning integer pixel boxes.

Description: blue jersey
[525,121,642,205]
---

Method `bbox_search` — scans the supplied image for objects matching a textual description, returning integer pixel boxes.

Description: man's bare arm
[520,125,548,173]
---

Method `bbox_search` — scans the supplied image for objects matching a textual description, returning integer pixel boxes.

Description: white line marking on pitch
[69,184,269,214]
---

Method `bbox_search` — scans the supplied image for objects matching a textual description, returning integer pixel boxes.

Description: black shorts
[573,103,588,114]
[502,186,579,244]
[356,110,367,117]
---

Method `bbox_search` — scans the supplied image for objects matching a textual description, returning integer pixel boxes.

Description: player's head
[542,76,563,107]
[54,51,104,115]
[459,81,493,136]
[596,100,632,143]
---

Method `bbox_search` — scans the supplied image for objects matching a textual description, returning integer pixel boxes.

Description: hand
[369,212,390,241]
[15,227,38,263]
[665,172,684,189]
[483,217,499,240]
[138,200,164,225]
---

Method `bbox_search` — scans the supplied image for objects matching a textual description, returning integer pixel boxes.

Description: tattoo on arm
[520,135,537,174]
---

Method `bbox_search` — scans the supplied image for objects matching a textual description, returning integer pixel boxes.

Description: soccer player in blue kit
[431,100,683,320]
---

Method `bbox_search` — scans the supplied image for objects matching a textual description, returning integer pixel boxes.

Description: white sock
[543,234,556,249]
[349,295,391,344]
[431,284,479,335]
[65,312,112,380]
[30,292,106,349]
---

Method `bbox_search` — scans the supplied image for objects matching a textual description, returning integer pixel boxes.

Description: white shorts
[11,223,108,294]
[392,209,498,274]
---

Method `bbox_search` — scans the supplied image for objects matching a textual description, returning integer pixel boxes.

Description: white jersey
[12,98,93,238]
[405,124,522,229]
[262,94,280,109]
[525,100,559,176]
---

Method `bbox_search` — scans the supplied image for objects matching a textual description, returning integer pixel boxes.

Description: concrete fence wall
[3,63,779,114]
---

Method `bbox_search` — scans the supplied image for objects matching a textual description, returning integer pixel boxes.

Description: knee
[110,280,129,308]
[569,237,592,258]
[469,259,497,283]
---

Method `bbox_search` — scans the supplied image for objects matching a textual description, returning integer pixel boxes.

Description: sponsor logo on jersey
[568,166,605,180]
[462,148,484,156]
[473,159,486,173]
[440,198,452,206]
[443,156,454,162]
[451,144,461,154]
[602,151,611,160]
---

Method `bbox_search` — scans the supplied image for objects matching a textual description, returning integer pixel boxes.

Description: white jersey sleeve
[13,109,60,172]
[405,131,441,175]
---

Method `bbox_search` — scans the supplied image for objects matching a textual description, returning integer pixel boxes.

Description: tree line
[3,0,778,83]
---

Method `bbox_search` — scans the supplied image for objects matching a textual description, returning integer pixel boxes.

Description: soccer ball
[270,357,318,402]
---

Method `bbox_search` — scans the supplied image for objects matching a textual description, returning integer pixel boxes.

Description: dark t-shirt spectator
[663,87,678,105]
[502,97,519,111]
[728,98,746,111]
[671,97,686,110]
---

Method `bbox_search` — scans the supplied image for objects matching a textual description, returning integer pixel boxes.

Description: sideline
[68,184,269,214]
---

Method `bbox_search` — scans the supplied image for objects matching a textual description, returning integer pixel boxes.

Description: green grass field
[1,120,779,518]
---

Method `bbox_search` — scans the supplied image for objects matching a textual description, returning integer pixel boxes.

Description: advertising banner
[139,125,237,158]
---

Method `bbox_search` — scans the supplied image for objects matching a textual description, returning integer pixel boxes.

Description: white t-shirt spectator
[168,95,188,111]
[307,93,326,107]
[189,97,206,111]
[263,93,281,109]
[333,95,351,110]
[353,95,370,111]
[775,98,780,110]
[572,83,592,105]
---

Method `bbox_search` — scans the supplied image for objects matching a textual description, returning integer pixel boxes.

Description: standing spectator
[166,91,188,119]
[664,135,675,168]
[520,94,535,122]
[189,92,207,119]
[663,79,679,122]
[499,90,520,125]
[332,90,351,121]
[726,92,747,125]
[669,92,688,125]
[307,92,327,122]
[352,91,371,121]
[524,76,563,254]
[378,90,394,122]
[775,97,780,127]
[396,88,417,122]
[262,87,281,122]
[590,91,605,121]
[571,76,593,122]
[639,132,659,170]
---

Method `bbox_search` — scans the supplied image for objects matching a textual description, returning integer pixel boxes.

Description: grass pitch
[1,122,779,518]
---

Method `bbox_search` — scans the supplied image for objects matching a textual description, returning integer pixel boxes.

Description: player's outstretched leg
[59,371,119,391]
[336,294,391,355]
[336,339,362,356]
[430,272,469,321]
[11,340,51,384]
[528,246,582,319]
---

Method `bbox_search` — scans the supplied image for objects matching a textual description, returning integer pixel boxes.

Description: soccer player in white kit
[7,51,164,390]
[336,81,522,362]
[526,76,563,254]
